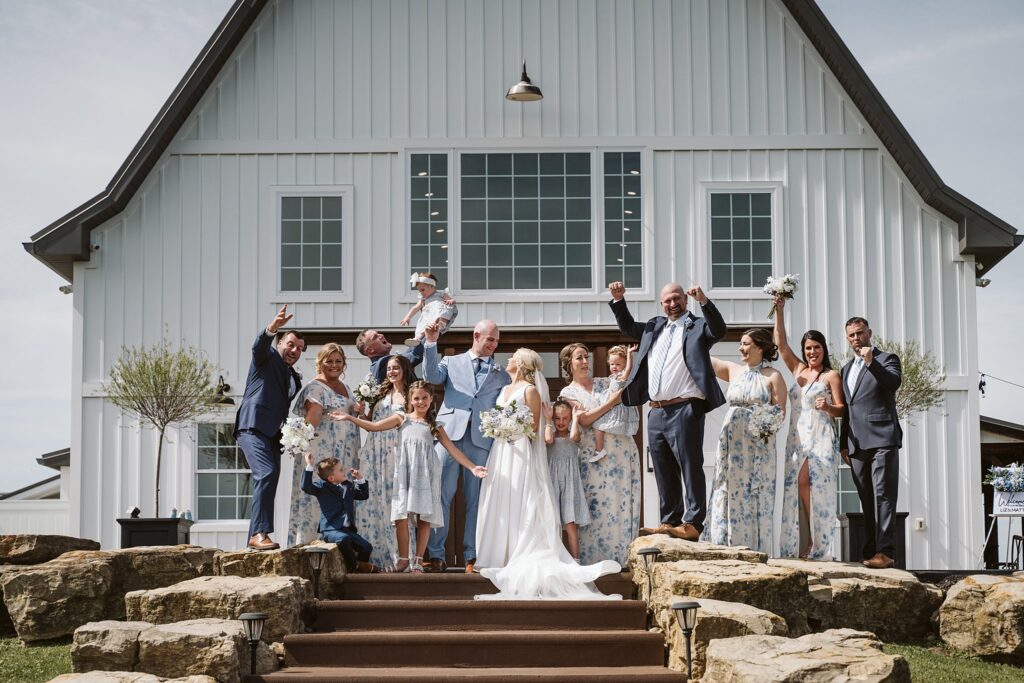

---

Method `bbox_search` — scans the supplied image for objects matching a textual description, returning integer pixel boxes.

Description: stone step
[313,599,648,631]
[250,665,685,682]
[339,572,634,601]
[283,630,665,668]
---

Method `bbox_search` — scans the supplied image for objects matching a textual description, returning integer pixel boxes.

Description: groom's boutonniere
[683,316,696,331]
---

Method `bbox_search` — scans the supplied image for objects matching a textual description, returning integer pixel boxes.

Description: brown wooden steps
[338,571,635,600]
[251,665,684,682]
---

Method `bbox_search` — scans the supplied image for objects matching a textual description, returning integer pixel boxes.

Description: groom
[610,281,727,541]
[422,319,510,572]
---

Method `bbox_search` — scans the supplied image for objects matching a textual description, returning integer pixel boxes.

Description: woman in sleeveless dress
[705,329,787,554]
[475,348,621,600]
[772,296,845,559]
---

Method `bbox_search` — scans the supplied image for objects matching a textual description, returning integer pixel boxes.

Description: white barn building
[25,0,1020,568]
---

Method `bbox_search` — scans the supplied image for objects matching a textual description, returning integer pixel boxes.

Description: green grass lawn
[0,637,72,683]
[884,643,1023,683]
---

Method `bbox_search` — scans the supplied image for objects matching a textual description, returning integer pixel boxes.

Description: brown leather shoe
[355,561,379,574]
[247,533,280,551]
[464,560,476,573]
[862,553,894,569]
[666,523,701,542]
[638,523,674,537]
[427,558,447,573]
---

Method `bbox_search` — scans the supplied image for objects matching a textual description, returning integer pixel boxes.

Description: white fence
[0,500,70,535]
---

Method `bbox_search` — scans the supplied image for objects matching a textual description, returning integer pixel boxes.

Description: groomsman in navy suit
[422,319,510,572]
[355,329,424,382]
[609,282,727,541]
[234,305,305,551]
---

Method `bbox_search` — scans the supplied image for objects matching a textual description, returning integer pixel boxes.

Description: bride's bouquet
[352,373,382,405]
[479,400,536,443]
[281,416,315,459]
[763,273,800,319]
[746,404,784,443]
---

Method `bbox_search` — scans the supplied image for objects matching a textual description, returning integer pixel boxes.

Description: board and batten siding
[66,0,983,567]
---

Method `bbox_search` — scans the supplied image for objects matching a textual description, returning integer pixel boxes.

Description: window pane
[462,244,486,264]
[322,268,342,290]
[540,267,564,288]
[463,176,486,198]
[488,245,512,267]
[566,266,592,288]
[281,268,300,291]
[752,265,772,287]
[732,193,750,215]
[712,264,732,288]
[602,152,642,286]
[219,473,237,496]
[565,153,590,174]
[462,267,487,289]
[410,154,448,288]
[751,192,771,215]
[514,222,539,243]
[487,154,512,175]
[281,221,301,243]
[710,191,773,290]
[751,241,772,263]
[566,244,590,266]
[733,241,751,264]
[218,498,236,520]
[198,474,216,496]
[733,217,750,240]
[490,200,512,221]
[605,222,622,243]
[514,200,538,220]
[539,154,564,175]
[565,176,590,198]
[624,266,643,288]
[322,197,342,219]
[488,222,513,243]
[514,244,539,266]
[514,268,539,289]
[463,222,486,243]
[303,245,321,267]
[712,241,731,263]
[462,154,486,175]
[711,217,730,240]
[540,244,565,265]
[513,153,538,175]
[488,176,512,198]
[198,497,217,520]
[198,424,217,448]
[710,194,731,216]
[237,497,253,519]
[302,222,320,243]
[489,267,513,289]
[733,266,752,288]
[322,221,342,243]
[282,197,302,220]
[752,217,771,240]
[197,447,217,470]
[514,176,538,198]
[302,268,320,290]
[540,199,564,220]
[302,197,321,219]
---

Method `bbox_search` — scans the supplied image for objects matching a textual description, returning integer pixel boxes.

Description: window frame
[271,185,355,303]
[696,181,784,301]
[193,422,253,523]
[403,147,653,303]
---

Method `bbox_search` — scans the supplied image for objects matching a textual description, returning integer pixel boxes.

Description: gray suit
[840,347,902,558]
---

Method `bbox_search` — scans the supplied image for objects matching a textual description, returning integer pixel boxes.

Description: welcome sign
[995,491,1024,516]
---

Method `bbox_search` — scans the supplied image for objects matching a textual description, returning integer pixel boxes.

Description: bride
[474,348,621,600]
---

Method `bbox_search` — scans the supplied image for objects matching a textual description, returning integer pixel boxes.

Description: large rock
[0,564,20,636]
[629,537,767,602]
[653,595,788,679]
[71,621,153,673]
[651,559,811,634]
[136,618,277,683]
[126,576,311,642]
[769,558,943,642]
[214,541,346,599]
[1,546,216,642]
[0,534,100,565]
[939,573,1024,659]
[51,673,216,682]
[703,628,910,682]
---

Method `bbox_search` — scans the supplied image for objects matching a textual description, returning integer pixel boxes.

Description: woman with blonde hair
[285,343,362,547]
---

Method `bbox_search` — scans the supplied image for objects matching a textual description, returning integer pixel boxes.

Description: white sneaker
[403,338,421,347]
[588,449,607,463]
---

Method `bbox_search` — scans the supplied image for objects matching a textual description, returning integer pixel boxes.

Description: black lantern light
[238,612,267,675]
[637,546,662,599]
[305,546,330,599]
[671,601,701,679]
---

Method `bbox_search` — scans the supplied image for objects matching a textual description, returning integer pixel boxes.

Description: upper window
[410,154,450,289]
[837,465,861,515]
[710,192,773,289]
[603,152,643,288]
[196,423,251,521]
[279,192,352,295]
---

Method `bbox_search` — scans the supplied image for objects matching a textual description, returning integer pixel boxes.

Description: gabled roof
[36,447,71,471]
[23,0,1021,281]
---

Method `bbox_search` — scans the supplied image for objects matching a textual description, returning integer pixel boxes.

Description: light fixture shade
[239,612,268,642]
[305,546,329,571]
[506,61,543,102]
[637,546,662,567]
[671,601,701,630]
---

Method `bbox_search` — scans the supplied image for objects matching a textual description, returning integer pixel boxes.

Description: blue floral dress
[286,380,361,547]
[705,367,777,554]
[778,380,840,560]
[356,393,404,566]
[560,378,641,567]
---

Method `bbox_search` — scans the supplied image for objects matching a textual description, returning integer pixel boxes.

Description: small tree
[832,339,945,424]
[105,340,219,516]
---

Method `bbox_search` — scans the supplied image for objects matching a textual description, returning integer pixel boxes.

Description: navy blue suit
[369,343,424,383]
[234,329,302,538]
[301,468,372,569]
[610,298,727,531]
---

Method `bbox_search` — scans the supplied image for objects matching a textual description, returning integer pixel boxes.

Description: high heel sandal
[410,555,425,573]
[392,557,410,573]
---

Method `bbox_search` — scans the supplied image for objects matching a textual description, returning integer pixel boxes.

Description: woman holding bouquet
[705,329,787,554]
[772,296,844,560]
[286,343,362,547]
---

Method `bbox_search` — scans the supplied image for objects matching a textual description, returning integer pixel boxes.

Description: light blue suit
[423,343,510,563]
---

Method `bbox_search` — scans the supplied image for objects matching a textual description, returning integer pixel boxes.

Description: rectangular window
[460,152,593,290]
[603,151,643,288]
[196,423,252,521]
[836,465,861,515]
[410,154,450,289]
[709,192,773,289]
[280,195,344,292]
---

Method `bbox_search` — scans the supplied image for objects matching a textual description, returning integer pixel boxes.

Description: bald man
[609,281,727,541]
[422,319,510,572]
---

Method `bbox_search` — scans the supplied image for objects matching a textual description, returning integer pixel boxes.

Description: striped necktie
[648,323,677,397]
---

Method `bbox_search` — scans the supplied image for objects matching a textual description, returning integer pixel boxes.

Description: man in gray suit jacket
[422,319,510,572]
[839,316,903,569]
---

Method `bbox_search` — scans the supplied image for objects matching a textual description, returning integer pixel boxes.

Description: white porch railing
[0,500,70,535]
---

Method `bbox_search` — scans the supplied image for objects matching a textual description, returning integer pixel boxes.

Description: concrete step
[340,572,634,601]
[250,665,685,682]
[283,630,665,668]
[313,599,648,631]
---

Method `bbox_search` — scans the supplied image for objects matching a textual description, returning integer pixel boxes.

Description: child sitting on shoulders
[401,272,458,346]
[301,452,376,573]
[589,344,640,463]
[543,399,591,560]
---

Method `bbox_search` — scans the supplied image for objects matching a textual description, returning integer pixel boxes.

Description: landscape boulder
[703,628,910,682]
[939,573,1024,660]
[125,575,311,642]
[769,558,943,642]
[214,541,346,599]
[629,537,767,602]
[136,618,277,683]
[51,672,216,682]
[0,564,20,636]
[71,621,153,673]
[0,534,100,565]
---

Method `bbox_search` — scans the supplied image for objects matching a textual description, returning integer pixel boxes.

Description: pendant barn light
[505,61,543,102]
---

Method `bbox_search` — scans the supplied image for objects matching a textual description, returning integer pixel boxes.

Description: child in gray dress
[543,399,591,560]
[400,272,458,346]
[589,344,640,463]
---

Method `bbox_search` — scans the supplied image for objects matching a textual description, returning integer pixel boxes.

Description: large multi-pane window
[710,192,772,288]
[410,154,450,288]
[603,152,643,288]
[461,152,593,290]
[196,423,252,521]
[280,196,344,292]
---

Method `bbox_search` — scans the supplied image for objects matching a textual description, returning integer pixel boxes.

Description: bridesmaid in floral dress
[706,329,787,554]
[356,354,416,569]
[558,343,641,567]
[772,296,845,559]
[286,343,362,547]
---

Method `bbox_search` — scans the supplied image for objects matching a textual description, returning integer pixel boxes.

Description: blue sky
[1,0,1022,492]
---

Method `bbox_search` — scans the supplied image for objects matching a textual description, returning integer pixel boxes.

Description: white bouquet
[763,273,800,319]
[746,404,784,443]
[352,373,382,405]
[281,416,315,459]
[985,464,1024,493]
[479,400,536,443]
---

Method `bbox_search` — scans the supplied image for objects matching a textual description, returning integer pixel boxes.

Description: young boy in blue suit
[301,451,375,573]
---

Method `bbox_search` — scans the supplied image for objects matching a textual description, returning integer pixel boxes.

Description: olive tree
[832,339,945,424]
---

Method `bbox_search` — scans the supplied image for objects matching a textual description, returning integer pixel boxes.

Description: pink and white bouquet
[763,273,800,319]
[746,404,785,443]
[281,416,315,459]
[479,400,536,443]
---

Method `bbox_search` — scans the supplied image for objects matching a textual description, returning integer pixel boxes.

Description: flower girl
[542,399,591,559]
[588,344,640,463]
[338,380,485,572]
[400,272,458,346]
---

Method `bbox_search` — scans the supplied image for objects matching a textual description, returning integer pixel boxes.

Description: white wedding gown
[474,383,622,600]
